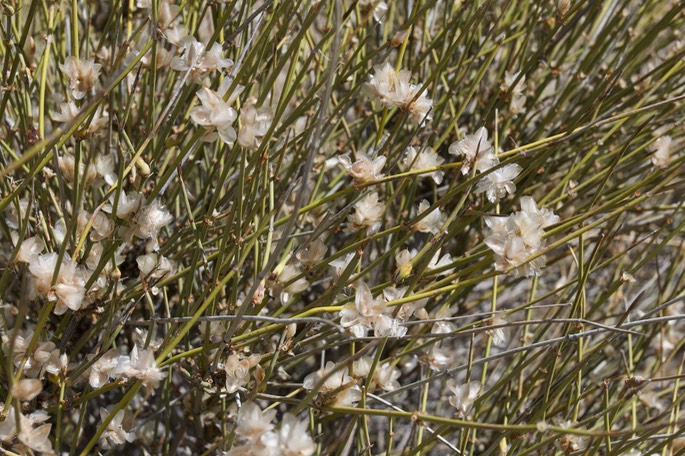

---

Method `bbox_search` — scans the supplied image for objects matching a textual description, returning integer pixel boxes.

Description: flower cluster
[364,63,433,122]
[484,196,560,275]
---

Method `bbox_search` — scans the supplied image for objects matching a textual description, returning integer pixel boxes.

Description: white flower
[78,210,114,241]
[123,346,165,390]
[475,163,522,202]
[171,37,232,82]
[303,361,362,407]
[447,380,481,417]
[190,78,242,144]
[650,135,673,168]
[501,71,527,115]
[347,192,384,233]
[238,103,272,149]
[100,407,135,449]
[427,249,453,275]
[448,127,498,174]
[58,152,98,186]
[10,379,42,401]
[296,239,328,266]
[340,281,406,338]
[353,357,401,392]
[329,253,355,279]
[52,101,79,123]
[487,317,509,347]
[277,413,316,456]
[273,264,309,304]
[0,407,53,453]
[414,200,444,234]
[235,402,277,441]
[421,345,451,371]
[89,349,121,388]
[224,353,261,393]
[29,253,87,314]
[59,56,101,99]
[364,62,432,123]
[338,151,386,185]
[15,236,45,264]
[484,196,559,275]
[96,153,117,185]
[402,146,444,184]
[137,253,177,280]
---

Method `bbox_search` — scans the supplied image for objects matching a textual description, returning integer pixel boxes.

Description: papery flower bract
[484,196,559,275]
[413,200,443,234]
[238,103,272,149]
[100,407,135,449]
[89,349,121,388]
[329,253,355,279]
[10,379,42,401]
[224,353,261,393]
[364,62,432,123]
[235,402,277,441]
[447,380,481,418]
[475,163,522,203]
[338,151,386,185]
[59,56,101,99]
[303,361,362,407]
[402,146,444,184]
[650,135,672,168]
[448,127,498,175]
[296,239,328,266]
[501,71,527,115]
[352,357,401,392]
[347,192,384,233]
[171,37,232,82]
[340,281,406,338]
[15,236,45,264]
[190,78,242,144]
[29,253,87,314]
[124,346,165,390]
[277,413,317,456]
[272,264,309,304]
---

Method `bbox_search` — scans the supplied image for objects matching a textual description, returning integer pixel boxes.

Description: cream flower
[10,379,42,401]
[15,236,45,264]
[29,253,87,314]
[447,380,481,418]
[303,361,362,407]
[272,264,310,304]
[121,346,165,390]
[501,71,527,115]
[347,192,384,233]
[475,163,522,203]
[190,78,242,144]
[59,56,101,99]
[235,402,277,441]
[99,407,135,449]
[296,239,328,266]
[338,151,386,185]
[340,281,406,338]
[224,353,261,393]
[484,196,559,275]
[402,146,445,184]
[448,127,498,175]
[277,413,316,456]
[171,37,232,82]
[414,200,444,234]
[650,135,673,168]
[365,62,432,123]
[238,103,272,149]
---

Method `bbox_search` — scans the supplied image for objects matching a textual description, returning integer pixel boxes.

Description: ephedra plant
[0,0,684,454]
